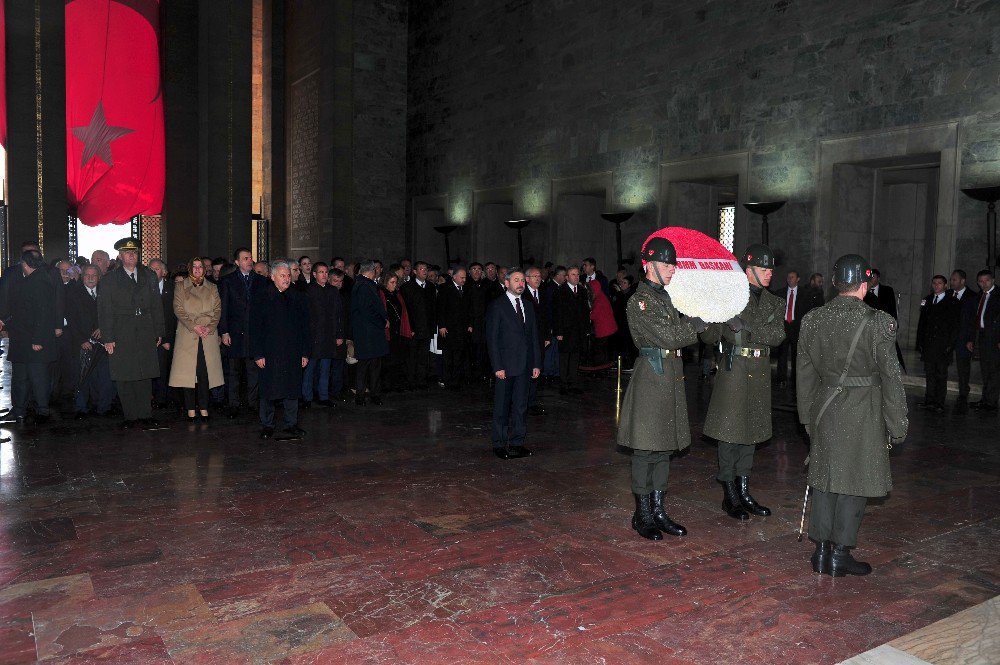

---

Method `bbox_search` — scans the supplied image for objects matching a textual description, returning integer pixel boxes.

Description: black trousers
[980,344,1000,407]
[492,371,529,448]
[559,349,580,387]
[923,352,950,407]
[407,335,431,385]
[183,339,210,411]
[955,351,972,400]
[50,334,76,399]
[117,378,153,420]
[717,441,755,482]
[356,356,383,397]
[153,345,173,403]
[11,362,51,418]
[776,323,799,383]
[808,489,867,547]
[442,340,468,386]
[630,449,670,494]
[470,338,488,380]
[225,356,259,407]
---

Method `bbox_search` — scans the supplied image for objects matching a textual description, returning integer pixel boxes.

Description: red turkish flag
[66,0,164,226]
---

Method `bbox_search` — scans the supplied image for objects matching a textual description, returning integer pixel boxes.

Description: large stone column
[262,0,286,259]
[6,0,67,261]
[198,0,252,260]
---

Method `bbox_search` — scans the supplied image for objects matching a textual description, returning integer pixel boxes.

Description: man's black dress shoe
[528,405,545,416]
[73,411,88,420]
[493,448,510,459]
[370,396,383,406]
[283,426,306,438]
[509,446,533,457]
[260,426,274,439]
[119,420,136,430]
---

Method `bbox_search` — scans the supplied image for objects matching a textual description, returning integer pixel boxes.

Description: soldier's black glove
[889,435,906,447]
[686,316,707,333]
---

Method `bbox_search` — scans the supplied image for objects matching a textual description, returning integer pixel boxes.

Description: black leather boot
[811,540,831,574]
[650,491,687,536]
[631,493,663,541]
[720,480,750,520]
[736,476,771,516]
[827,544,872,577]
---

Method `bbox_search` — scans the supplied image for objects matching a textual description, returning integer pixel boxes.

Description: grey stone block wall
[405,0,1000,276]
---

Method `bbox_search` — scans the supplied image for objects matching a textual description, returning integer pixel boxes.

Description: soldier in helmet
[701,244,786,520]
[617,236,706,540]
[797,254,908,576]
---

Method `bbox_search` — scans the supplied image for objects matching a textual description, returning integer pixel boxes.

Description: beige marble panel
[890,595,1000,665]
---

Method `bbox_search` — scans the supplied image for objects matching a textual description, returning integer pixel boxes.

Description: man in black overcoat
[552,266,591,394]
[350,261,389,405]
[915,275,960,412]
[437,266,472,390]
[149,258,177,408]
[950,269,978,407]
[250,261,310,439]
[220,247,268,417]
[400,260,436,387]
[66,265,114,418]
[968,270,1000,411]
[486,269,542,459]
[303,263,345,406]
[1,250,57,425]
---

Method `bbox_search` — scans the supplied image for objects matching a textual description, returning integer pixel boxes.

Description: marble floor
[0,364,998,664]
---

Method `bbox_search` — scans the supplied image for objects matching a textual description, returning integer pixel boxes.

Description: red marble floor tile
[383,618,512,663]
[33,583,211,660]
[0,615,37,665]
[160,602,356,662]
[284,634,399,664]
[45,634,172,664]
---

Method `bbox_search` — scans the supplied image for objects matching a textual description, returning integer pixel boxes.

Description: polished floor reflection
[0,363,998,663]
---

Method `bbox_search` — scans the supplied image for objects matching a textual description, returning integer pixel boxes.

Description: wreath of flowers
[641,227,749,323]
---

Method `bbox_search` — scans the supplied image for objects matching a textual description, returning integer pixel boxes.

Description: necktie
[785,289,794,323]
[532,289,539,306]
[458,285,463,294]
[979,292,989,328]
[130,272,136,283]
[90,288,96,300]
[515,296,524,323]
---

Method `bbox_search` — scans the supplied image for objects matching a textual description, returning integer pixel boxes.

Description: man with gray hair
[250,260,310,439]
[91,250,111,275]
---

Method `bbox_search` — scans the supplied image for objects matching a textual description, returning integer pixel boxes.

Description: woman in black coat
[379,273,412,391]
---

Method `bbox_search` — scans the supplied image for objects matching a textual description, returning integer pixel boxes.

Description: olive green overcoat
[97,265,165,382]
[797,296,908,497]
[617,280,699,452]
[700,287,786,444]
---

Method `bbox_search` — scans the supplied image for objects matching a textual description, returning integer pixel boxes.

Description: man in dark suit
[949,269,978,407]
[915,275,960,412]
[552,266,591,394]
[486,268,542,459]
[400,261,436,387]
[66,265,114,418]
[219,247,268,417]
[524,267,550,415]
[774,270,817,387]
[582,257,610,297]
[149,258,177,408]
[437,266,472,390]
[968,270,1000,411]
[864,268,904,369]
[0,250,58,425]
[350,261,389,405]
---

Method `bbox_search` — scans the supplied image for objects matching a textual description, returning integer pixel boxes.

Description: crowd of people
[0,232,997,573]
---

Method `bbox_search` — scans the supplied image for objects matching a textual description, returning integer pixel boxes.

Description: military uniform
[98,238,165,425]
[797,254,908,576]
[618,237,703,540]
[701,244,785,519]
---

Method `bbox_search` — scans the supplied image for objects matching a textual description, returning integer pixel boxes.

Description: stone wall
[406,0,1000,279]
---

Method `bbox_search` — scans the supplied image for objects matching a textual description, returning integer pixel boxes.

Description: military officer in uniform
[617,237,705,540]
[797,255,908,576]
[701,244,786,520]
[98,237,165,429]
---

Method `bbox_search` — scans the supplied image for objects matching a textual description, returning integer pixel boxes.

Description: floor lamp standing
[600,212,634,269]
[434,225,458,268]
[742,201,786,245]
[960,186,1000,271]
[504,219,531,267]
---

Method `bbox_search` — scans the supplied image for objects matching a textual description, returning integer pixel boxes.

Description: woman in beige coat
[169,258,225,421]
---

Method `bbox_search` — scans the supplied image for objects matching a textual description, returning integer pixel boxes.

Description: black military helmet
[642,237,677,265]
[832,254,872,286]
[741,243,775,269]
